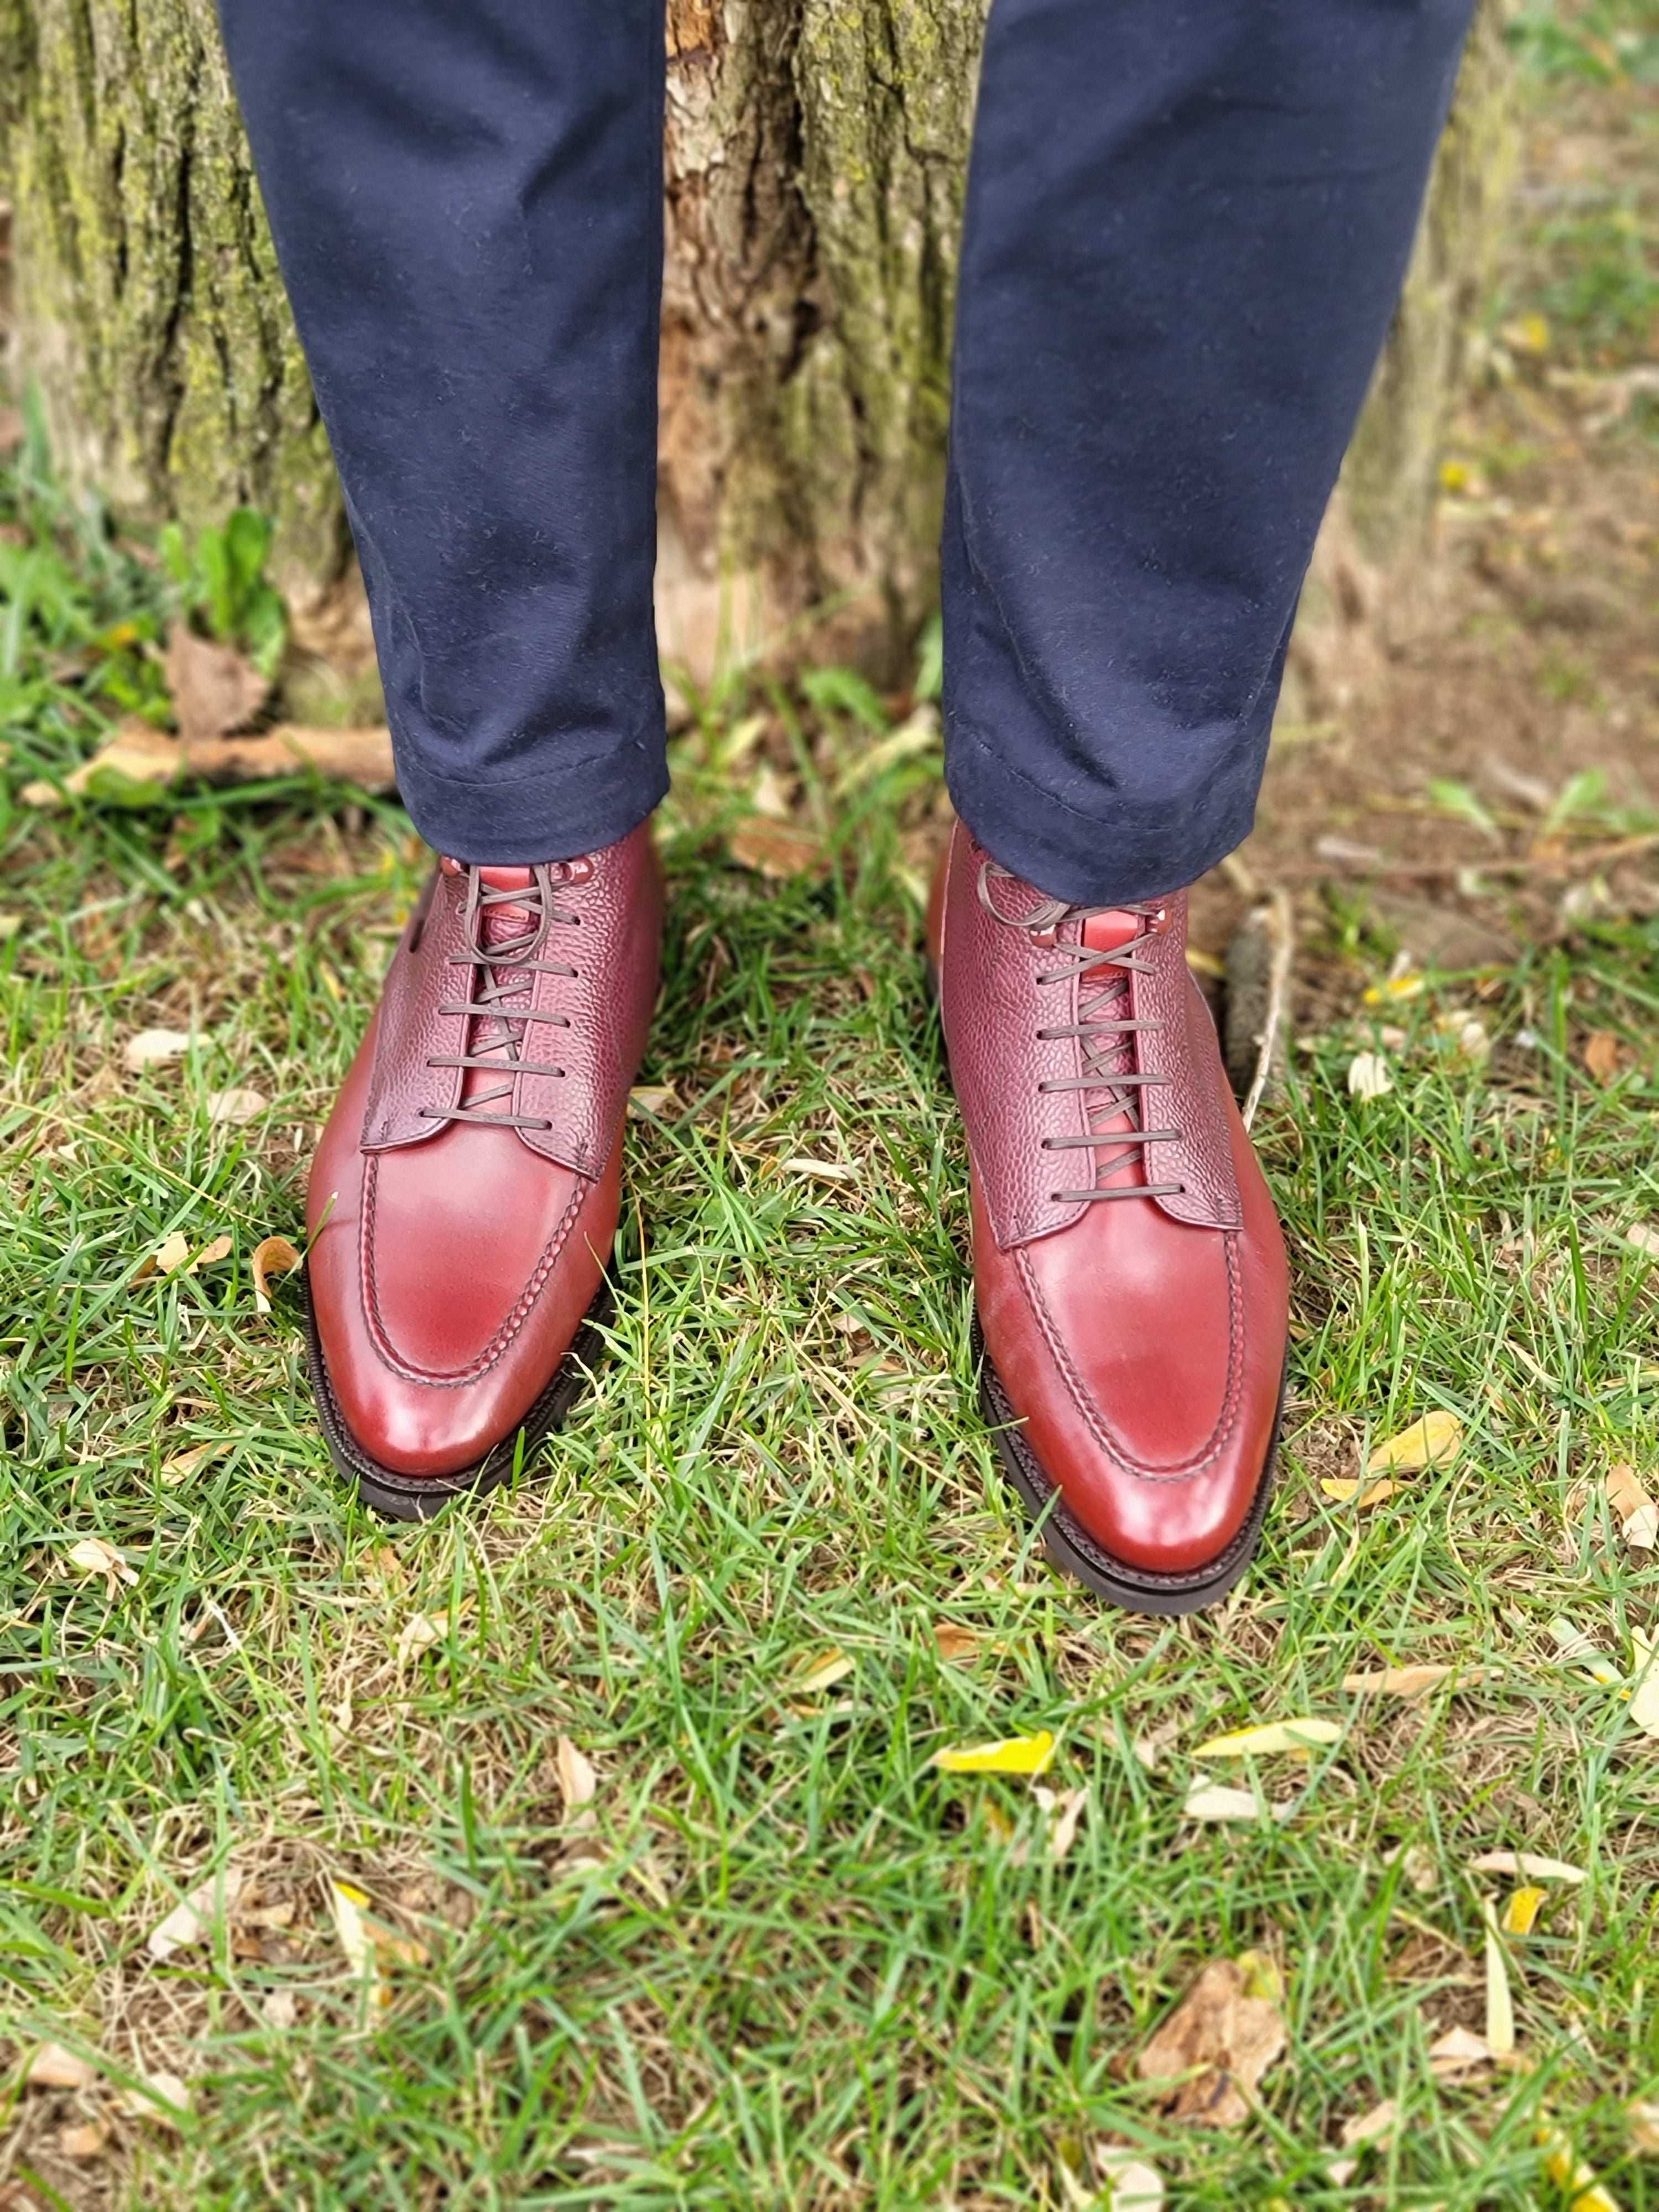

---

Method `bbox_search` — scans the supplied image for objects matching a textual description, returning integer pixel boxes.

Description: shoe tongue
[1076,910,1148,1186]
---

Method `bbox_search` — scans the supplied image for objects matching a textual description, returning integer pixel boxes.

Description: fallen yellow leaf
[1481,1897,1516,2060]
[1501,1886,1546,1936]
[1539,2125,1620,2212]
[327,1876,430,1985]
[1363,973,1426,1005]
[931,1731,1056,1776]
[396,1611,460,1668]
[1192,1718,1341,1758]
[1367,1410,1462,1474]
[1340,2098,1399,2152]
[160,1438,224,1485]
[251,1234,302,1314]
[932,1621,984,1664]
[1551,1618,1624,1686]
[1321,1476,1396,1506]
[792,1648,856,1695]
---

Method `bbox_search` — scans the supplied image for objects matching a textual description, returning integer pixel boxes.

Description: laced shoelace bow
[977,857,1186,1205]
[419,865,580,1132]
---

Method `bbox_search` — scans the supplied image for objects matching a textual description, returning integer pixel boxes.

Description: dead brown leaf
[58,2123,108,2160]
[556,1735,599,1815]
[184,722,397,792]
[1340,2097,1399,2152]
[1583,1029,1623,1084]
[165,624,271,744]
[1136,1955,1287,2128]
[26,2042,97,2091]
[160,1438,224,1485]
[188,1234,234,1272]
[22,719,184,807]
[0,408,23,458]
[148,1866,246,1959]
[206,1087,269,1125]
[1606,1462,1658,1550]
[251,1234,302,1312]
[1343,1663,1490,1698]
[933,1622,984,1664]
[66,1536,137,1594]
[728,817,830,881]
[118,2069,191,2127]
[152,1230,191,1277]
[1427,2024,1494,2078]
[123,1027,195,1073]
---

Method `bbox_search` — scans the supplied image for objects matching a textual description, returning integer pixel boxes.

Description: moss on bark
[0,0,346,595]
[1344,0,1517,564]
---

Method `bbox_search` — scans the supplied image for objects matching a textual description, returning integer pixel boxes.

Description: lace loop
[422,864,581,1133]
[975,857,1186,1206]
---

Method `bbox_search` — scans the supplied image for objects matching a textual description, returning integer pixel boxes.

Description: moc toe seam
[1011,1232,1248,1484]
[359,1164,592,1388]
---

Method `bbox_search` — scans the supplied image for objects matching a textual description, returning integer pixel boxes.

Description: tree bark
[0,0,347,600]
[1,0,1510,677]
[1342,0,1517,565]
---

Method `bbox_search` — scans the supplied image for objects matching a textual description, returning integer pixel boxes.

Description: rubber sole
[973,1311,1282,1616]
[303,1267,615,1521]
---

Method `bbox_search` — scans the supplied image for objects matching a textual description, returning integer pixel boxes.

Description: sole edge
[303,1269,616,1521]
[972,1311,1283,1617]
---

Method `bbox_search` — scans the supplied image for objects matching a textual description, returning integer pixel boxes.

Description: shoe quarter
[515,833,663,1179]
[1134,894,1242,1232]
[940,830,1093,1249]
[361,870,466,1150]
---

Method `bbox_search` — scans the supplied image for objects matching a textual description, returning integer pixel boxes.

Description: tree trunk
[1,0,1510,681]
[0,0,348,601]
[1342,0,1517,565]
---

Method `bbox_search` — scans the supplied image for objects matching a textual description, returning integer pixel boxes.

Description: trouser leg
[216,0,667,864]
[942,0,1476,906]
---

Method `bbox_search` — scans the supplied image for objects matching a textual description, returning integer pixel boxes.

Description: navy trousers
[218,0,1473,905]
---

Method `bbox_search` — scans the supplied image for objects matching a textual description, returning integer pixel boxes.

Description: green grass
[5,9,1659,2193]
[3,457,1659,2211]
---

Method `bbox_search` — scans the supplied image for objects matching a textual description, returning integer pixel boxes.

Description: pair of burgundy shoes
[304,822,1288,1615]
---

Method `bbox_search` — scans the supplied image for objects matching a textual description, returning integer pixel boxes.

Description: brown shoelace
[977,858,1185,1204]
[420,864,580,1131]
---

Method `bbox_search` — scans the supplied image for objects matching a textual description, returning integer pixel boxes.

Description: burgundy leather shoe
[304,825,662,1517]
[930,822,1288,1613]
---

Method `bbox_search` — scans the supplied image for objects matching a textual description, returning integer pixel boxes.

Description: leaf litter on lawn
[1136,1953,1287,2130]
